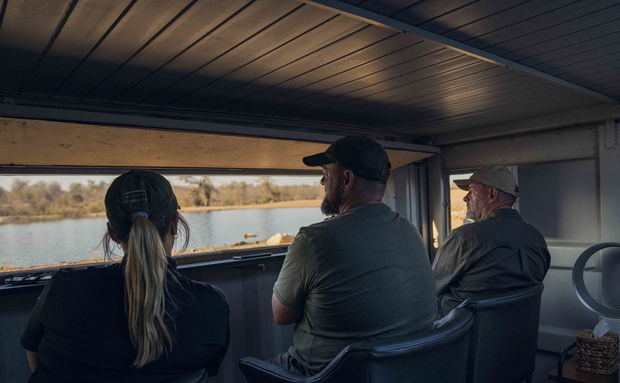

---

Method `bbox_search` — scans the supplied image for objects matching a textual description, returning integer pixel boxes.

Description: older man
[271,136,436,376]
[433,166,550,317]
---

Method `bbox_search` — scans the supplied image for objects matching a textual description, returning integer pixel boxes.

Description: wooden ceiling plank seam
[256,2,572,115]
[98,0,253,103]
[49,0,138,98]
[194,33,424,111]
[156,14,368,108]
[328,74,546,122]
[406,98,593,136]
[217,29,404,112]
[431,104,620,145]
[382,0,476,26]
[213,0,517,114]
[404,91,597,134]
[19,0,136,97]
[530,41,620,70]
[261,74,548,130]
[416,0,531,36]
[410,0,478,26]
[303,0,618,103]
[114,0,258,105]
[416,96,601,136]
[261,61,499,117]
[342,60,505,103]
[359,76,568,124]
[465,1,613,52]
[235,39,446,114]
[111,3,327,104]
[247,37,428,113]
[16,0,79,95]
[136,1,311,106]
[164,4,337,108]
[171,9,347,109]
[486,5,620,61]
[342,67,520,116]
[180,3,436,108]
[203,24,377,111]
[507,19,620,65]
[78,0,200,101]
[256,59,498,116]
[443,0,583,44]
[0,0,7,30]
[292,54,479,111]
[50,0,194,100]
[542,49,620,78]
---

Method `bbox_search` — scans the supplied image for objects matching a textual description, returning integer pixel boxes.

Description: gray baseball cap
[454,166,519,197]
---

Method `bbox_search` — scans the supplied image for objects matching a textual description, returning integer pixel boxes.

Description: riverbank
[0,234,295,274]
[0,199,322,225]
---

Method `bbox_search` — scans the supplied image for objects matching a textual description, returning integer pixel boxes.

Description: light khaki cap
[454,165,519,197]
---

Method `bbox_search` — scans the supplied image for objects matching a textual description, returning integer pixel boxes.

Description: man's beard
[321,184,344,216]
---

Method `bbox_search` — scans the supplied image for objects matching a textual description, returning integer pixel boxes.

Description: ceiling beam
[431,104,620,145]
[0,101,439,154]
[302,0,618,105]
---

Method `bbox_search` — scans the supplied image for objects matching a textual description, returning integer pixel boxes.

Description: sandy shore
[0,199,322,225]
[180,199,321,212]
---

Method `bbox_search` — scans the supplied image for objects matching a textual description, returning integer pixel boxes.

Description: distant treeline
[0,177,322,218]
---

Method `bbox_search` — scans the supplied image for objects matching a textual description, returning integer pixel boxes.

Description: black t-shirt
[21,260,229,383]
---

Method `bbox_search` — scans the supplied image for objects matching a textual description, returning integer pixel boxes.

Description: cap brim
[303,152,335,167]
[454,179,472,191]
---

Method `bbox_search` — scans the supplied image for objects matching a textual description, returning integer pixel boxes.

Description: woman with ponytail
[21,170,229,383]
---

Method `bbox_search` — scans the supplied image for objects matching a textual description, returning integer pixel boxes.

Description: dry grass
[180,199,321,212]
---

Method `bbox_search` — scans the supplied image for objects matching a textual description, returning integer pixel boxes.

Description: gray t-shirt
[273,203,436,374]
[433,209,550,317]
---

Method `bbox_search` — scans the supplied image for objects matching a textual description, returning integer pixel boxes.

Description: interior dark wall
[0,257,290,383]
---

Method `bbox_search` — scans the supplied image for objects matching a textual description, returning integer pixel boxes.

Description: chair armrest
[239,357,309,383]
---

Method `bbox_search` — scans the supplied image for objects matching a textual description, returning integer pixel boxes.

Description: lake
[0,207,324,269]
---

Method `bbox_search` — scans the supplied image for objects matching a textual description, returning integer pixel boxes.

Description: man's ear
[343,169,354,192]
[488,187,499,203]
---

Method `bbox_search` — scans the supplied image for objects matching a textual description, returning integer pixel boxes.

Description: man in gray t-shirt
[271,136,436,376]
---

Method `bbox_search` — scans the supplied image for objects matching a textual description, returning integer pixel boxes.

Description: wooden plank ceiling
[0,0,618,139]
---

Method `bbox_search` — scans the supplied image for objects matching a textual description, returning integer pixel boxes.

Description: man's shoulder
[448,221,483,242]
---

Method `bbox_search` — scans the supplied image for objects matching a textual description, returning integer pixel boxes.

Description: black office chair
[463,284,544,383]
[238,308,474,383]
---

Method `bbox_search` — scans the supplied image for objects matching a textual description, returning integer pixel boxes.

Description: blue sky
[0,174,321,191]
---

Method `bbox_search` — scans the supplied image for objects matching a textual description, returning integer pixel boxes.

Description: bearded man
[432,166,550,317]
[270,136,436,376]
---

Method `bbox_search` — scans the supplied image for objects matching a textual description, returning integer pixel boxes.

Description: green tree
[181,176,216,206]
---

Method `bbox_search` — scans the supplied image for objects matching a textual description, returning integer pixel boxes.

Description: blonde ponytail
[125,215,173,367]
[104,170,190,368]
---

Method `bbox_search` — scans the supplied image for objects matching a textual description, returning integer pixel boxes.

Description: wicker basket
[575,330,619,375]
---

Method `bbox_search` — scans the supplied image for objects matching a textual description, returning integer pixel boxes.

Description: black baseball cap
[303,136,391,183]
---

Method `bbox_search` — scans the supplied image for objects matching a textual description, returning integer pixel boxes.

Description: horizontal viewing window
[0,174,323,273]
[448,173,473,232]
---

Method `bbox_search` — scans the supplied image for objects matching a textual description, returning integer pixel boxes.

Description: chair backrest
[463,284,544,383]
[165,369,206,383]
[311,308,475,383]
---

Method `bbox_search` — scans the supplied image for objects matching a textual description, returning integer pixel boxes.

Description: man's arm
[271,232,315,325]
[271,294,303,324]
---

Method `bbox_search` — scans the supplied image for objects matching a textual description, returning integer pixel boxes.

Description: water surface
[0,207,324,269]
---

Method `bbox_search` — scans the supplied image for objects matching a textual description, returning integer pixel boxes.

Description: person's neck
[480,203,513,220]
[339,196,382,214]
